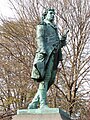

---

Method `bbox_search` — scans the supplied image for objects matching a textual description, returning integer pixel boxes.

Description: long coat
[31,20,66,82]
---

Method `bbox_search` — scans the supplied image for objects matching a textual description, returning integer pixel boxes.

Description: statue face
[45,10,55,22]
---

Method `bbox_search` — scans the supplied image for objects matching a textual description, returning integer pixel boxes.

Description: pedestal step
[13,108,71,120]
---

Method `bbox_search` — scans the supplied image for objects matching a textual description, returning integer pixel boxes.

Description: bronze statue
[28,8,69,109]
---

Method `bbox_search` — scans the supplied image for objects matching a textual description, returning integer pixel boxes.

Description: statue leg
[47,70,57,90]
[38,81,49,109]
[28,54,55,109]
[39,54,55,109]
[28,90,39,109]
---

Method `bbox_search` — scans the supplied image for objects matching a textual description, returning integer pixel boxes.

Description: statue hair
[41,8,55,24]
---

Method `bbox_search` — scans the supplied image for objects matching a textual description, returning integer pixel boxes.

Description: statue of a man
[28,8,68,109]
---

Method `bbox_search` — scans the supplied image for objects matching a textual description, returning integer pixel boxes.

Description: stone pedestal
[13,108,71,120]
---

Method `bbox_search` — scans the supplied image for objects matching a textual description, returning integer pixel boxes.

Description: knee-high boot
[39,81,49,109]
[28,90,39,109]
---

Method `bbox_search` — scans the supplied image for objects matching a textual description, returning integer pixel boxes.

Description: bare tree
[0,0,40,116]
[0,0,90,119]
[52,0,90,118]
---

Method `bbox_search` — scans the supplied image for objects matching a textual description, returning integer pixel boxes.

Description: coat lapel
[48,22,57,29]
[44,19,57,29]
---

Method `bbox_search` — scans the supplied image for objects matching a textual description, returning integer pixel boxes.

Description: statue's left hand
[63,30,69,37]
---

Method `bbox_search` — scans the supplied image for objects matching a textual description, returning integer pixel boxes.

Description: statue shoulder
[39,21,47,25]
[36,22,47,31]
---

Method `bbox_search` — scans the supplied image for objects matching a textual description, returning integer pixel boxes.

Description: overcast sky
[0,0,15,18]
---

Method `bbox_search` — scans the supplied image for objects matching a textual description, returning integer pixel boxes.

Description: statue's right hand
[38,53,47,61]
[40,47,47,54]
[39,53,44,59]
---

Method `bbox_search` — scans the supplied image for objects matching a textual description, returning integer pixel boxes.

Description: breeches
[39,53,57,91]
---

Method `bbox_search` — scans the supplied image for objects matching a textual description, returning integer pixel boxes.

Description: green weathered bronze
[15,108,71,120]
[28,8,69,109]
[17,108,71,120]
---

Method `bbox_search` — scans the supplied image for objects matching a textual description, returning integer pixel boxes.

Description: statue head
[42,8,55,22]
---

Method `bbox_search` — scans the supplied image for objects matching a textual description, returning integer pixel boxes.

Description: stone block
[13,108,71,120]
